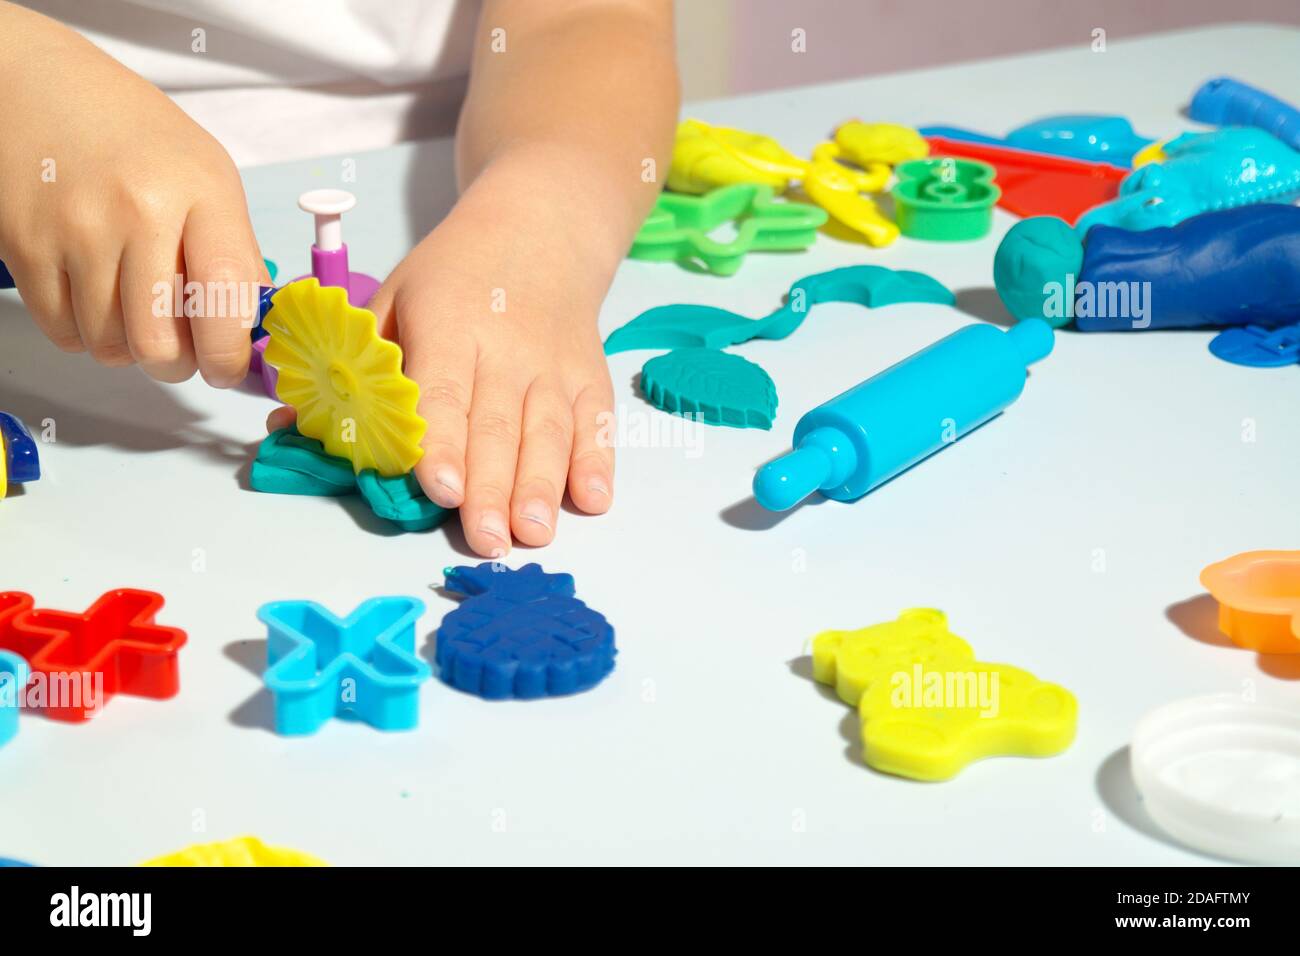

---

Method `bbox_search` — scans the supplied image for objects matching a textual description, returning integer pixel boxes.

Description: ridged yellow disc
[264,279,425,477]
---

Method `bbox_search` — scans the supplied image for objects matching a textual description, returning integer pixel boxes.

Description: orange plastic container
[1200,550,1300,653]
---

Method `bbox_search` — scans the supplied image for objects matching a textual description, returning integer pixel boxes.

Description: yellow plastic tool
[833,121,930,167]
[804,151,899,247]
[0,432,7,500]
[811,608,1077,781]
[667,118,808,195]
[857,659,1078,782]
[142,835,326,867]
[666,118,929,248]
[264,279,425,478]
[1132,139,1168,167]
[812,608,973,706]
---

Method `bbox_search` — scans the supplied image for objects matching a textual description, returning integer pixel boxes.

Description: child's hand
[269,162,618,557]
[0,3,266,385]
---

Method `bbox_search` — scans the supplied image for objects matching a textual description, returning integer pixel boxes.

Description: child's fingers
[265,405,296,433]
[66,250,133,366]
[6,260,83,353]
[181,201,262,387]
[510,384,574,547]
[461,369,527,557]
[120,236,196,383]
[567,381,616,514]
[405,335,475,509]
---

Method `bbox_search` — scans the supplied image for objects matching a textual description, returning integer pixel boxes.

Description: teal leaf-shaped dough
[604,304,758,355]
[640,348,777,429]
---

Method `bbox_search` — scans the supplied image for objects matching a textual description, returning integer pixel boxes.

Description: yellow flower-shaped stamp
[264,279,425,477]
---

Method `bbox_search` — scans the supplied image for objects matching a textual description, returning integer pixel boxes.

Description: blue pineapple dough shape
[435,563,616,700]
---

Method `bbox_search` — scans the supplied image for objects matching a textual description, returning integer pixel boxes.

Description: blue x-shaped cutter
[259,596,430,735]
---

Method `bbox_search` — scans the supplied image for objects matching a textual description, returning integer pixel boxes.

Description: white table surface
[2,24,1298,867]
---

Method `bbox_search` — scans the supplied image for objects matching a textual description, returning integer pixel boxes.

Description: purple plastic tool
[292,189,381,307]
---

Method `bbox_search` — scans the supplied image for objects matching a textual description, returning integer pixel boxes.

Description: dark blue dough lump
[435,563,616,700]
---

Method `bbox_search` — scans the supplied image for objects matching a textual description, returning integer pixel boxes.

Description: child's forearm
[454,0,679,281]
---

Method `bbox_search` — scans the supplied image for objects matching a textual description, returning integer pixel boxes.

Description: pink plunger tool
[293,189,381,306]
[252,189,382,397]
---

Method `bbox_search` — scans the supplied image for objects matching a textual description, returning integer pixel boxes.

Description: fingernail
[519,499,553,533]
[587,477,610,498]
[434,466,463,503]
[477,512,510,545]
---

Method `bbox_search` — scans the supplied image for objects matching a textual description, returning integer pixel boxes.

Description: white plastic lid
[1130,693,1300,864]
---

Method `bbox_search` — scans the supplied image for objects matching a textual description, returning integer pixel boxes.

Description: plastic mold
[921,115,1154,166]
[263,278,425,477]
[640,348,777,429]
[0,412,39,500]
[1075,128,1300,235]
[0,590,186,722]
[250,427,451,532]
[802,147,898,247]
[0,650,27,749]
[259,596,431,735]
[605,265,953,355]
[891,157,999,240]
[857,657,1077,781]
[1200,550,1300,654]
[925,135,1126,225]
[1190,77,1300,152]
[753,320,1053,511]
[832,121,929,167]
[629,184,827,276]
[435,563,616,700]
[1131,694,1300,864]
[1209,322,1300,368]
[142,835,326,867]
[667,119,808,194]
[812,609,974,706]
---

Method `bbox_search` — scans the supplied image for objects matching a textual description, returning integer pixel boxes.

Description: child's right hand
[0,2,267,386]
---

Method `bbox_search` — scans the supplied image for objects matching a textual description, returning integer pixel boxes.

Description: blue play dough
[435,563,616,700]
[0,412,40,484]
[1076,204,1300,331]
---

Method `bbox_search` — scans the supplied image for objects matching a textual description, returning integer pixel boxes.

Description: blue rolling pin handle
[1190,76,1300,152]
[753,320,1054,512]
[0,259,13,290]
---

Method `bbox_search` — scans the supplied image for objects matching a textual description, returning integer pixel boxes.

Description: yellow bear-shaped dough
[141,836,326,867]
[812,608,974,706]
[812,609,1077,781]
[858,660,1078,782]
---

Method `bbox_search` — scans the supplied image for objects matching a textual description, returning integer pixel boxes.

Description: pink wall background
[727,0,1300,93]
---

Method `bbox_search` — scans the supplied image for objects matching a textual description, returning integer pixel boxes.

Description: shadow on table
[223,638,277,733]
[1094,746,1232,862]
[953,286,1013,327]
[0,296,252,467]
[1166,593,1300,680]
[787,655,868,769]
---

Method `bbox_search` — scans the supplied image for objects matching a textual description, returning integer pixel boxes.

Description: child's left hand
[268,157,618,558]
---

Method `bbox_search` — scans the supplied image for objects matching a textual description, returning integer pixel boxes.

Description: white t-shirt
[26,0,479,166]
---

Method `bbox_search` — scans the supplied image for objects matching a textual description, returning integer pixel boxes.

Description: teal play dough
[605,265,955,355]
[992,216,1084,327]
[640,348,778,429]
[251,427,451,532]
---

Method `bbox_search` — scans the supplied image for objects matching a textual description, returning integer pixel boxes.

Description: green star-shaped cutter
[629,183,828,276]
